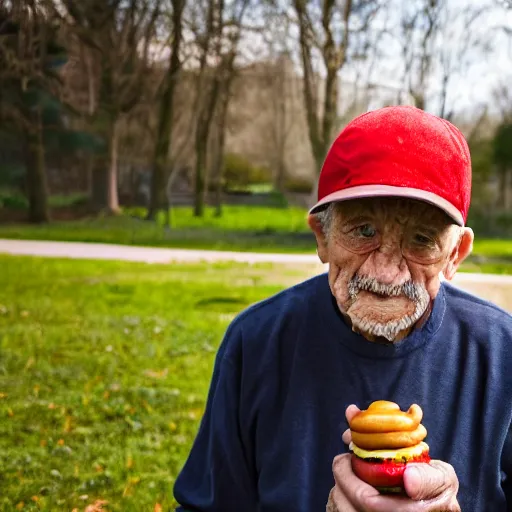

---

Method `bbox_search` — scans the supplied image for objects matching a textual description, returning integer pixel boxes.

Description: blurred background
[0,0,511,510]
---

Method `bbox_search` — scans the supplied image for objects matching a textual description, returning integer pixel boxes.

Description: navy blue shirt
[174,274,512,511]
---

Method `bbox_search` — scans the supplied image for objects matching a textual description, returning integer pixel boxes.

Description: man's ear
[307,214,329,263]
[443,227,474,280]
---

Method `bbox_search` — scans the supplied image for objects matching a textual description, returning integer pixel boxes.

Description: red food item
[351,452,431,492]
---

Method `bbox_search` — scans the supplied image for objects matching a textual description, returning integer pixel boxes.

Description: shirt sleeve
[503,425,512,510]
[173,324,258,511]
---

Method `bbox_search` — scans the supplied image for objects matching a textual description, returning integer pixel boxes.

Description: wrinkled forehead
[334,197,454,228]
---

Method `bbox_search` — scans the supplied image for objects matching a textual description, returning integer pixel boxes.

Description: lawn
[0,255,315,511]
[0,206,511,273]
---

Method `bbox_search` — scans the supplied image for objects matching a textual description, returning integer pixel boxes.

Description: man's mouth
[346,275,430,341]
[366,290,393,299]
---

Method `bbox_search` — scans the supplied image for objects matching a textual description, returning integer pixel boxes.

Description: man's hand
[326,405,461,511]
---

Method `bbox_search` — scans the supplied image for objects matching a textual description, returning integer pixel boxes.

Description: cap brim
[309,185,464,226]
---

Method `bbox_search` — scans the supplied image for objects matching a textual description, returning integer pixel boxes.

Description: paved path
[0,238,321,265]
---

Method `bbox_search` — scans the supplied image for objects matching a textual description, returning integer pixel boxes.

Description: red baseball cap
[310,106,472,226]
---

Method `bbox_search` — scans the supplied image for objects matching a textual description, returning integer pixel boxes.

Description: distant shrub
[0,191,28,209]
[284,176,314,194]
[48,193,89,208]
[467,208,512,238]
[223,153,272,191]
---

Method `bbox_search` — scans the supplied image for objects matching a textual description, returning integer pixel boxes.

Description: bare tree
[147,0,187,221]
[258,5,297,193]
[0,1,66,222]
[399,0,441,111]
[190,0,250,217]
[398,0,491,119]
[209,58,236,217]
[55,0,161,213]
[292,0,379,185]
[265,53,296,192]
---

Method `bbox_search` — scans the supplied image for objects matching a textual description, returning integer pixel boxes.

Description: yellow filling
[350,441,429,462]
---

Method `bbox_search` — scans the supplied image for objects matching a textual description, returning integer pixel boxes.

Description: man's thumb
[404,460,458,501]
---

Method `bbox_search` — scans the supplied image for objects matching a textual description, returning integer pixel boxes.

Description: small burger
[348,400,430,493]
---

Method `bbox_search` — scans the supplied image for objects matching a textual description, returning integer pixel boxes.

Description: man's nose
[361,243,409,285]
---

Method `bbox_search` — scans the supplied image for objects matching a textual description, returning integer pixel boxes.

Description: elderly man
[173,106,512,511]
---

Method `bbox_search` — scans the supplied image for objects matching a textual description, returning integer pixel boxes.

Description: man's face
[309,198,473,343]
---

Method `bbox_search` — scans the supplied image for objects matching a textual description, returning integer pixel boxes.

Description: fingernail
[405,465,421,495]
[407,466,420,481]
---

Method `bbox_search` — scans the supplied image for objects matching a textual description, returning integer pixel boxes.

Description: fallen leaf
[122,476,140,497]
[15,502,24,510]
[85,500,108,512]
[154,504,163,512]
[57,439,65,446]
[143,368,168,379]
[64,415,73,433]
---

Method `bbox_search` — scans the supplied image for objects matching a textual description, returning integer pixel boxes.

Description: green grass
[470,239,512,259]
[0,255,305,511]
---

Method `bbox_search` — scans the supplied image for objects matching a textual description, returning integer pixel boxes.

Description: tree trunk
[275,159,287,194]
[296,5,321,173]
[194,139,207,217]
[147,72,175,220]
[212,65,235,217]
[106,119,120,213]
[308,166,321,207]
[25,111,50,223]
[272,61,289,193]
[322,67,339,154]
[90,154,108,211]
[295,4,342,177]
[147,0,185,220]
[498,166,509,211]
[194,70,223,217]
[90,120,120,214]
[212,112,227,218]
[505,168,512,212]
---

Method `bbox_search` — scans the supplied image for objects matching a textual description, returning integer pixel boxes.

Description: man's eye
[356,224,377,238]
[414,234,433,246]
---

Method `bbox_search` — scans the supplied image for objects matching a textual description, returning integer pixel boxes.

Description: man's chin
[346,310,415,342]
[351,323,411,343]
